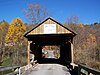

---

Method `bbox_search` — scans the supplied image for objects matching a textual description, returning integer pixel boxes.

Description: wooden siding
[28,19,72,35]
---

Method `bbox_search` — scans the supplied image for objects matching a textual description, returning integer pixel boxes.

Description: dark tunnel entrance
[29,34,72,66]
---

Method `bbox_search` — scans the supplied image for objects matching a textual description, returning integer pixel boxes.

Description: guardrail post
[78,64,81,75]
[18,67,21,75]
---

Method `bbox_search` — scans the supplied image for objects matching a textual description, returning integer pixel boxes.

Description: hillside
[64,23,100,70]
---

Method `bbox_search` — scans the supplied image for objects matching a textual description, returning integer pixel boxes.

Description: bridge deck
[27,64,71,75]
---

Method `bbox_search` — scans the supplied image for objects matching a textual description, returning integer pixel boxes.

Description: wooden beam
[27,41,31,65]
[71,39,74,63]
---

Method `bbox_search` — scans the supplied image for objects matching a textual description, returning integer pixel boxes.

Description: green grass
[2,56,12,66]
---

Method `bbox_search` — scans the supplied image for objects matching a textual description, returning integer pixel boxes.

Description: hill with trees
[64,22,100,70]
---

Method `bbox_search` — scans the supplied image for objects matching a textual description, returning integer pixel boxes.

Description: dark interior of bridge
[28,34,73,66]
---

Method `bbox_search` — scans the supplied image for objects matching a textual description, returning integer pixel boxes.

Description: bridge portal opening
[42,45,60,59]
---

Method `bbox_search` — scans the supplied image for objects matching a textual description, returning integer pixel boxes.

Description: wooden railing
[0,65,21,75]
[78,64,100,75]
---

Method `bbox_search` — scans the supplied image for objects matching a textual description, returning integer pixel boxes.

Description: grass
[2,56,12,66]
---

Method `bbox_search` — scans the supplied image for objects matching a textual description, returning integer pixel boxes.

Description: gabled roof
[24,17,76,37]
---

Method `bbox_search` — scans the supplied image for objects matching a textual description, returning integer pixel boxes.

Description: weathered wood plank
[0,65,20,72]
[0,65,21,75]
[28,18,72,35]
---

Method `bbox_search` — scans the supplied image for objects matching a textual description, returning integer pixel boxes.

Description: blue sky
[0,0,100,24]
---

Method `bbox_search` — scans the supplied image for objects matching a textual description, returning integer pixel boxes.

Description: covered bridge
[24,17,76,66]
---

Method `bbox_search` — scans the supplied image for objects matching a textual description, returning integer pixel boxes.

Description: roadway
[28,64,71,75]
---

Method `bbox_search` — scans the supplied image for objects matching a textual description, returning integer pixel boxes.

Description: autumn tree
[5,18,26,64]
[24,3,48,24]
[0,20,9,65]
[6,18,26,44]
[0,20,9,44]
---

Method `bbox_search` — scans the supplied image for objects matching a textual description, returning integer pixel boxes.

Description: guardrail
[78,64,100,75]
[0,65,21,75]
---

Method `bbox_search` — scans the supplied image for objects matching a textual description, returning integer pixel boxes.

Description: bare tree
[24,3,48,24]
[67,16,79,25]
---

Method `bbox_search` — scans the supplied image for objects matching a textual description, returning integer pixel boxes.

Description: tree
[78,23,84,28]
[0,20,9,44]
[5,18,26,64]
[24,3,48,24]
[67,16,79,25]
[0,20,9,65]
[6,18,26,44]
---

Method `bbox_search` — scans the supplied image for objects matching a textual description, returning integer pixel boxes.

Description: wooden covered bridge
[23,17,76,75]
[24,17,76,66]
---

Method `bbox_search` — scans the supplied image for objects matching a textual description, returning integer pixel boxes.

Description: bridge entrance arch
[24,17,76,66]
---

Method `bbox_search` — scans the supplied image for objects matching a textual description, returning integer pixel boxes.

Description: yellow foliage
[6,18,26,43]
[78,23,84,28]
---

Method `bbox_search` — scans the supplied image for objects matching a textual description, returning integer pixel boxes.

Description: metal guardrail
[78,64,100,75]
[0,65,21,75]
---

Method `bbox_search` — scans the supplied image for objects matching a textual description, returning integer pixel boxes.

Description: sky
[0,0,100,24]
